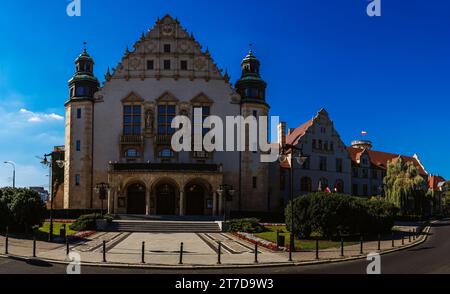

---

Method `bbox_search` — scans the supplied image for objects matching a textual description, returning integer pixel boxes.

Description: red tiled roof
[346,147,427,176]
[428,175,446,191]
[286,119,313,146]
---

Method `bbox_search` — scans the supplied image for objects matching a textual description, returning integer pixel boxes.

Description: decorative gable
[191,93,213,105]
[121,91,144,103]
[106,14,227,83]
[156,91,179,103]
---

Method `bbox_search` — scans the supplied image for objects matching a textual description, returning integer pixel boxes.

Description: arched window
[125,149,140,158]
[319,178,329,191]
[158,148,174,159]
[335,180,345,193]
[300,177,312,192]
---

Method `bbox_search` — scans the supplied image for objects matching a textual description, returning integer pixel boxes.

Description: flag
[361,131,368,136]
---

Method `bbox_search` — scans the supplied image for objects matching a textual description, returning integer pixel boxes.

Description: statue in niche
[145,109,154,131]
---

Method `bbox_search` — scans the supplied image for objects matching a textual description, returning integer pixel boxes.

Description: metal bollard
[103,240,107,263]
[179,242,184,265]
[254,244,259,264]
[5,227,9,255]
[409,230,412,242]
[141,242,145,264]
[217,242,222,265]
[360,235,364,255]
[66,238,70,256]
[413,229,416,241]
[392,232,395,248]
[377,234,381,251]
[402,235,405,245]
[340,238,344,257]
[33,237,37,258]
[315,239,319,260]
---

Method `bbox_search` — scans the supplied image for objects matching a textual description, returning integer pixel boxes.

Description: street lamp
[95,183,110,216]
[3,161,16,188]
[217,184,235,222]
[279,144,309,262]
[40,155,65,242]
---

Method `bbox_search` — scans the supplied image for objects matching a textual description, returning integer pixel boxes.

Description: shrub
[0,188,47,233]
[70,214,103,231]
[285,192,398,239]
[227,218,266,233]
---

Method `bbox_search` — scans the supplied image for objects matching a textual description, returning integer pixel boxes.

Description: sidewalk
[0,227,429,268]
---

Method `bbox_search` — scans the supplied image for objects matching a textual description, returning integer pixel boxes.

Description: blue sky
[0,0,449,188]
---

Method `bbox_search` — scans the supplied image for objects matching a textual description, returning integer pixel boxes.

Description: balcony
[120,135,144,146]
[156,134,172,145]
[110,162,222,173]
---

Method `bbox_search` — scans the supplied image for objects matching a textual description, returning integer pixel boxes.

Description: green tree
[442,181,450,215]
[384,158,428,217]
[0,188,47,233]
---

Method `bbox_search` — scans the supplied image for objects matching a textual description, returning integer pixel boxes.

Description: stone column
[218,192,223,217]
[179,191,185,216]
[146,188,151,215]
[107,189,113,215]
[212,192,218,216]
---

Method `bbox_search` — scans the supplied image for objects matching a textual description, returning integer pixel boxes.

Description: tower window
[147,60,154,70]
[76,140,81,151]
[164,60,171,70]
[77,108,82,119]
[123,105,142,135]
[76,86,88,97]
[164,44,171,53]
[180,60,188,71]
[75,174,81,186]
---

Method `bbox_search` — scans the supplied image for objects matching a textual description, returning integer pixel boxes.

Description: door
[127,183,146,215]
[186,184,205,215]
[156,184,176,215]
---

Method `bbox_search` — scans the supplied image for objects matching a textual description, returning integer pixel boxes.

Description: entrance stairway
[106,215,223,233]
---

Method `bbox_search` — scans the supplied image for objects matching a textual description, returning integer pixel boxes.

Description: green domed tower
[64,47,99,209]
[235,49,268,107]
[235,49,270,212]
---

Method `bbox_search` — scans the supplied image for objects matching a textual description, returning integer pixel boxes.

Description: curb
[0,226,431,270]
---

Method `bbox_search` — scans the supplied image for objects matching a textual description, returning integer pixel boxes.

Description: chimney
[278,122,287,146]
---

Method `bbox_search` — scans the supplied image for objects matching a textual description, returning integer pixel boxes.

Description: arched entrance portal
[185,183,206,215]
[127,183,146,215]
[155,183,177,215]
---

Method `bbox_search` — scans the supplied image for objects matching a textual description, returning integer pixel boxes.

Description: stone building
[279,109,352,201]
[63,15,275,216]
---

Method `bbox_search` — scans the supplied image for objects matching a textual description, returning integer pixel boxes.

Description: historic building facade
[278,109,443,205]
[63,15,274,216]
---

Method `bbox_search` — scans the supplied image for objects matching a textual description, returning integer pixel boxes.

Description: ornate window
[157,104,176,135]
[300,177,312,192]
[123,105,142,135]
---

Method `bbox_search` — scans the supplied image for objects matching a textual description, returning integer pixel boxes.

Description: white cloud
[19,108,64,123]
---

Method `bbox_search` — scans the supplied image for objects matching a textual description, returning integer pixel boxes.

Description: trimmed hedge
[285,192,399,239]
[46,209,106,220]
[70,214,113,231]
[227,218,266,233]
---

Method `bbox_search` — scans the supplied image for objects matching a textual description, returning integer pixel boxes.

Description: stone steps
[107,220,222,233]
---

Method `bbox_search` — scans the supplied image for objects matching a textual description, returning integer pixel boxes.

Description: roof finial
[249,43,253,53]
[83,41,87,51]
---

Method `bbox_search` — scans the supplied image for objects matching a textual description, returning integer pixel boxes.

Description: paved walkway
[0,226,426,267]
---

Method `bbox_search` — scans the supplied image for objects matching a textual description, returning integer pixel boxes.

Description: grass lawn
[35,222,77,241]
[255,226,358,251]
